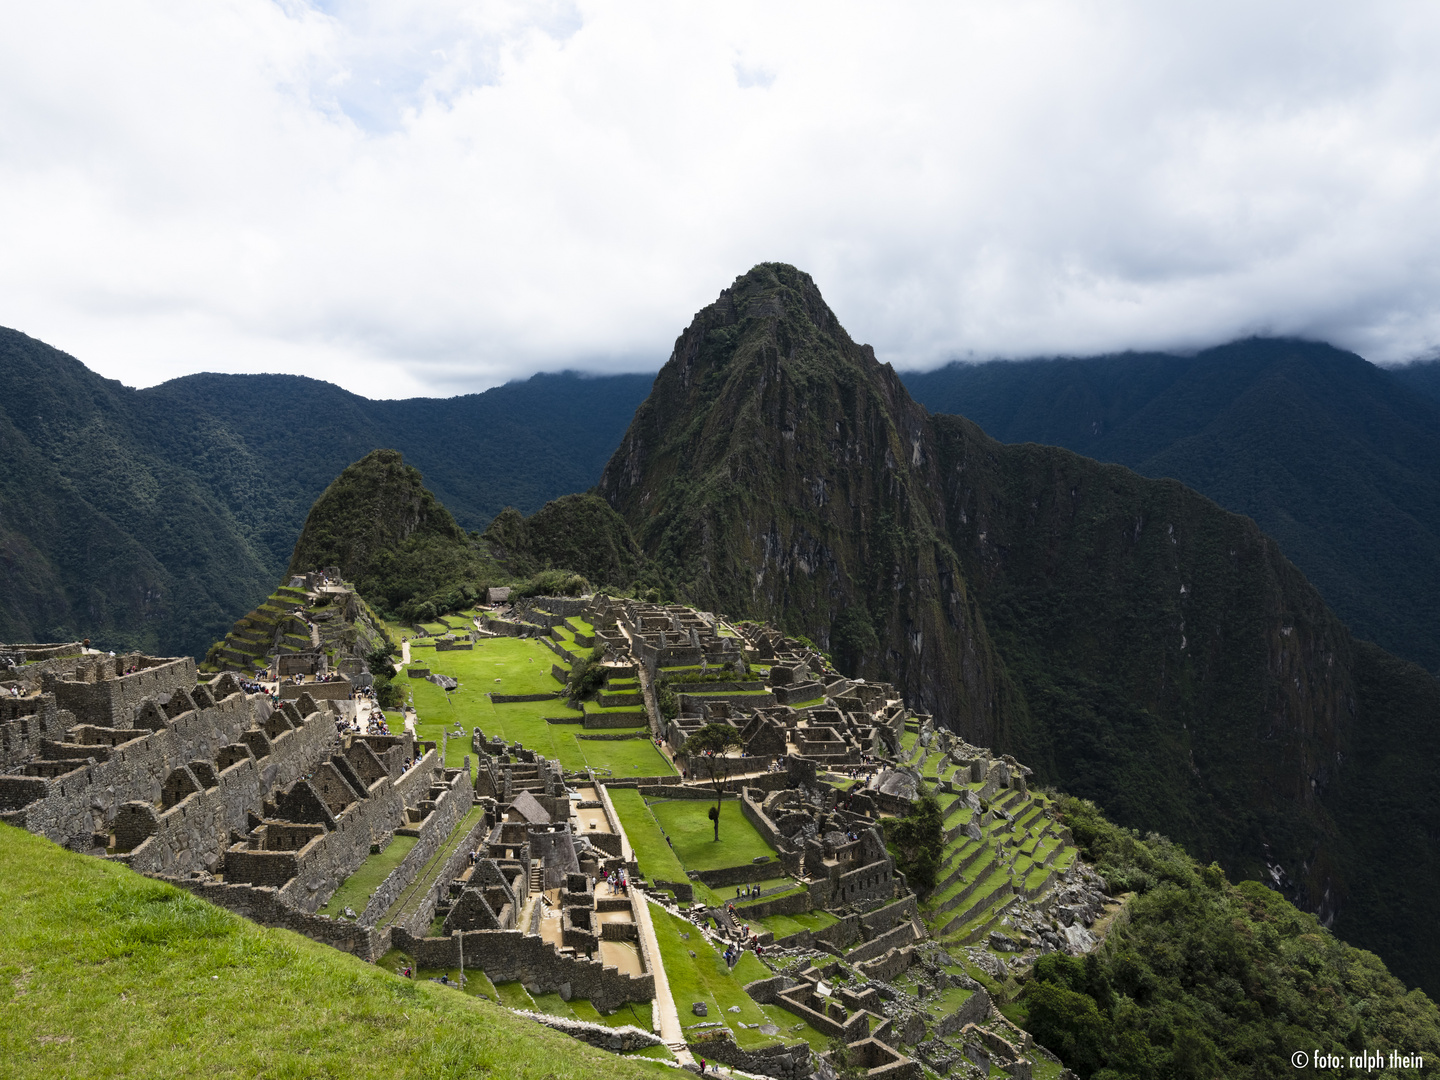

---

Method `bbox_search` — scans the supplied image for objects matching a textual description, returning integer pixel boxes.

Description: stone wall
[773,912,863,952]
[279,680,352,701]
[118,709,333,878]
[842,920,920,965]
[693,858,782,887]
[857,946,916,983]
[860,896,918,938]
[933,990,992,1038]
[10,690,277,851]
[582,711,647,729]
[391,927,654,1013]
[368,785,486,932]
[688,1027,813,1080]
[43,657,197,728]
[0,695,74,768]
[732,886,815,919]
[512,1012,661,1052]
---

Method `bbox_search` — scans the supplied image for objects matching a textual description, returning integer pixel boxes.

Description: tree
[681,723,745,841]
[885,793,944,892]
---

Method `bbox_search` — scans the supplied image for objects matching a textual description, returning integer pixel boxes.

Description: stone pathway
[601,783,694,1066]
[637,894,694,1067]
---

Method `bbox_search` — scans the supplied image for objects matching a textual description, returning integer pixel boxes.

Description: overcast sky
[4,1,1440,399]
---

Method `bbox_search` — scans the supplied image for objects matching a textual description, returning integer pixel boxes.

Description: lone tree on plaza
[682,722,745,842]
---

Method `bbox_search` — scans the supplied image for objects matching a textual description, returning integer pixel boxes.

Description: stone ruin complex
[1,590,1110,1080]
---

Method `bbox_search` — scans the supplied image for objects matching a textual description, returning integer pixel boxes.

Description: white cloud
[3,0,1440,397]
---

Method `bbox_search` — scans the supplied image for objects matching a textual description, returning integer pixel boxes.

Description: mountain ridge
[595,262,1440,995]
[903,342,1440,675]
[0,326,650,656]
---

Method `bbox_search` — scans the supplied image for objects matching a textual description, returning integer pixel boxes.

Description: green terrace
[911,758,1082,973]
[648,902,830,1054]
[398,635,672,780]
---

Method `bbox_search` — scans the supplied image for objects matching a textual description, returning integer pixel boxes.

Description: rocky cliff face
[598,263,1440,993]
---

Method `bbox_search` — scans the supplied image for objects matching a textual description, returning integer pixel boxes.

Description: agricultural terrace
[392,632,673,779]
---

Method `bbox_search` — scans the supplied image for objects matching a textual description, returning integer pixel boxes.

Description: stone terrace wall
[9,691,276,851]
[688,1028,812,1080]
[273,759,473,916]
[362,769,484,929]
[515,1012,661,1052]
[279,680,352,701]
[277,770,411,913]
[843,920,920,965]
[391,926,654,1013]
[861,896,917,938]
[158,875,391,960]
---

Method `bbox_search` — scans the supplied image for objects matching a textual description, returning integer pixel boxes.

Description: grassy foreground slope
[0,824,667,1080]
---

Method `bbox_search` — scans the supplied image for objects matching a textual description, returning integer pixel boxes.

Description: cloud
[3,0,1440,398]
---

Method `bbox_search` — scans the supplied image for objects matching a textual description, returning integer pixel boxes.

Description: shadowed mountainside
[597,262,1440,995]
[902,344,1440,676]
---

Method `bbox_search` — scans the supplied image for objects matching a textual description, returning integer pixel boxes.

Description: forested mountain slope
[0,327,650,656]
[597,263,1440,995]
[902,344,1440,675]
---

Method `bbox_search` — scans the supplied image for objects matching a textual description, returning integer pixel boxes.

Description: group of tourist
[734,884,764,900]
[335,712,392,736]
[601,867,629,895]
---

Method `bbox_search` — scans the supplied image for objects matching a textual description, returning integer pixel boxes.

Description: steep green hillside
[0,330,276,655]
[1023,797,1440,1080]
[287,449,503,620]
[0,326,649,656]
[482,493,644,589]
[596,263,1440,996]
[902,344,1440,676]
[0,823,666,1080]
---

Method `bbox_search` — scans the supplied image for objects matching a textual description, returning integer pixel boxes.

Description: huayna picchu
[0,265,1438,1080]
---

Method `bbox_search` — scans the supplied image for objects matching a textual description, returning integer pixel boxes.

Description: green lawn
[317,834,417,916]
[394,637,674,780]
[577,738,673,778]
[647,799,777,871]
[752,908,838,940]
[0,824,673,1080]
[607,789,690,884]
[648,901,824,1052]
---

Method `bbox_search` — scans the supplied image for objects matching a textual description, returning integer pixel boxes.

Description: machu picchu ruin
[2,587,1134,1080]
